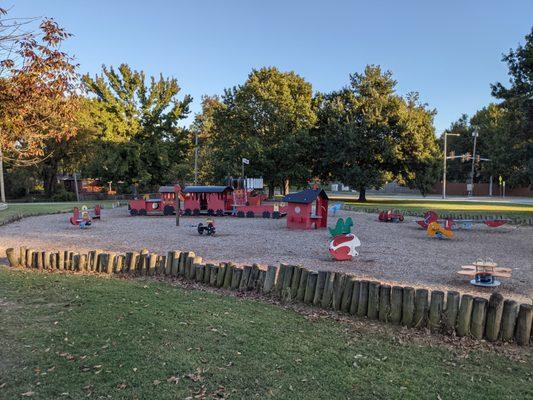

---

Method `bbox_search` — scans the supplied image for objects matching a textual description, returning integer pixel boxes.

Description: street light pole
[442,132,460,199]
[193,130,199,185]
[469,129,479,197]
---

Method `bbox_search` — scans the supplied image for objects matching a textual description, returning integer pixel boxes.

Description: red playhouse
[129,185,181,216]
[182,186,234,216]
[283,188,329,229]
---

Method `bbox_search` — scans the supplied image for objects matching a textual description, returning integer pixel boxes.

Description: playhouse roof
[183,186,233,193]
[282,189,329,204]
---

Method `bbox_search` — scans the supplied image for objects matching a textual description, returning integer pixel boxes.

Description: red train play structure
[128,179,287,218]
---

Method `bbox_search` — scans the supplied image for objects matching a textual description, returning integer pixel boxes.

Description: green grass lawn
[1,268,531,399]
[335,198,533,222]
[0,201,120,225]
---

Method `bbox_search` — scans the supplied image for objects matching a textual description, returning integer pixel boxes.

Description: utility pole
[193,130,199,185]
[0,145,5,204]
[442,132,460,199]
[468,128,479,197]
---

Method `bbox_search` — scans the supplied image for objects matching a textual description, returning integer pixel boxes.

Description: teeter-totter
[416,211,510,230]
[70,205,102,228]
[457,259,512,287]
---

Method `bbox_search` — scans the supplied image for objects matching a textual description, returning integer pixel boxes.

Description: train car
[182,186,233,216]
[128,185,180,216]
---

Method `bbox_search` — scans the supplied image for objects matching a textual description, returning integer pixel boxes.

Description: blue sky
[11,0,533,133]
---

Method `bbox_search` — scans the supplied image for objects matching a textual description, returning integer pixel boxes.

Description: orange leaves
[0,10,79,164]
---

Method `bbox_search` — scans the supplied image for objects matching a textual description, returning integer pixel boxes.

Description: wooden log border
[3,246,531,346]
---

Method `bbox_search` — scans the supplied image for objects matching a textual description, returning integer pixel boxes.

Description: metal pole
[469,130,478,197]
[241,161,244,179]
[442,133,447,199]
[73,172,80,202]
[0,145,5,204]
[194,131,198,185]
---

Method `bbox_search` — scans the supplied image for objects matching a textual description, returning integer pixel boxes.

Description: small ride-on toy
[197,219,216,236]
[378,210,404,223]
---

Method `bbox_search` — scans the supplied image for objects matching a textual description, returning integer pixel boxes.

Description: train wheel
[262,211,270,219]
[272,211,280,219]
[130,209,139,216]
[246,211,254,218]
[207,209,214,216]
[197,223,204,235]
[216,209,224,217]
[163,205,174,216]
[193,209,200,216]
[139,209,147,216]
[237,211,245,218]
[184,208,192,216]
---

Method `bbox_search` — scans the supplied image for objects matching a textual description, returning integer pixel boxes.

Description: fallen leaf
[21,391,34,397]
[167,376,180,384]
[153,380,161,385]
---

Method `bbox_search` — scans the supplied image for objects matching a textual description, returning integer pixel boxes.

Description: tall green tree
[490,27,533,187]
[82,64,192,190]
[209,67,317,196]
[314,66,440,201]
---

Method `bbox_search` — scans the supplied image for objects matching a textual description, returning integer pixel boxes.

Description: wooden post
[444,291,460,333]
[341,277,355,313]
[349,279,360,315]
[223,263,234,289]
[170,251,182,276]
[332,274,347,311]
[209,264,218,286]
[304,272,318,304]
[456,294,474,337]
[203,263,212,284]
[289,266,302,300]
[6,248,18,267]
[275,264,287,297]
[50,253,57,271]
[216,263,227,288]
[500,300,519,342]
[68,251,74,271]
[367,281,380,319]
[428,290,445,332]
[401,287,415,327]
[321,272,336,309]
[57,250,64,271]
[147,254,157,276]
[247,265,260,291]
[357,280,370,317]
[390,286,403,324]
[297,269,309,302]
[256,270,266,292]
[239,265,252,291]
[263,265,278,294]
[186,252,197,280]
[79,254,88,272]
[378,285,391,322]
[178,251,188,276]
[43,251,51,270]
[164,251,174,276]
[194,263,205,282]
[485,293,504,342]
[281,265,294,301]
[313,271,327,306]
[36,251,44,270]
[19,246,26,267]
[413,289,429,328]
[470,297,487,339]
[72,254,80,271]
[230,267,242,290]
[515,304,532,346]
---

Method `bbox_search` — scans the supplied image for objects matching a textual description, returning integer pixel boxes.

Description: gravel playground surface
[1,207,532,302]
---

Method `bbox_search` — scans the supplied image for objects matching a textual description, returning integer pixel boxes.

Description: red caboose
[129,185,180,216]
[182,186,234,216]
[283,189,328,229]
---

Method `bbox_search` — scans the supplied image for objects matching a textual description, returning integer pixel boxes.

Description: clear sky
[10,0,533,133]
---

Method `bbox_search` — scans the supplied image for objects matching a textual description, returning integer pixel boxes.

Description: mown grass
[0,201,120,225]
[0,268,531,399]
[334,198,533,222]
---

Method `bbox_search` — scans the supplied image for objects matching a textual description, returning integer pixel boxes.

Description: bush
[51,191,77,202]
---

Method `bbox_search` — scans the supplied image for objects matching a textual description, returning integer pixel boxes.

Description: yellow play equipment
[427,221,454,239]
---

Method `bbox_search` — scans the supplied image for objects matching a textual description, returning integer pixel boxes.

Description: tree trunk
[268,183,275,199]
[357,187,366,202]
[283,179,290,195]
[0,145,5,203]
